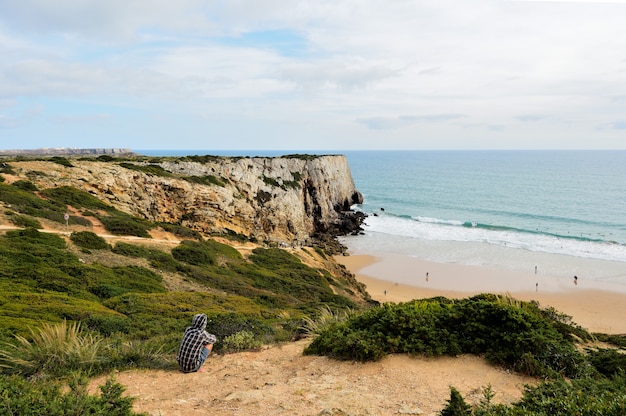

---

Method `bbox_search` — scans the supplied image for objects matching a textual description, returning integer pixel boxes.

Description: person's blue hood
[191,313,207,331]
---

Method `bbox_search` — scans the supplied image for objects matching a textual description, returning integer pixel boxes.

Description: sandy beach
[336,253,626,335]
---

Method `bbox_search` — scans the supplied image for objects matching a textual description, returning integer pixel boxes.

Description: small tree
[440,387,472,416]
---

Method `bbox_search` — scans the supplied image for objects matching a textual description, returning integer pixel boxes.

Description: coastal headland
[2,152,625,415]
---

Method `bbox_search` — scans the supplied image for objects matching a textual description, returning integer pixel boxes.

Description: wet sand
[336,253,626,334]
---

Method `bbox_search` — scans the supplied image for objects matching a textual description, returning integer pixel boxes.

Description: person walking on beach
[535,282,538,292]
[535,265,538,275]
[425,272,429,282]
[574,275,578,285]
[177,313,217,373]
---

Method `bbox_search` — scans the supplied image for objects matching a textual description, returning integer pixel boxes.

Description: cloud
[0,103,42,129]
[1,1,626,149]
[0,0,215,41]
[280,59,399,90]
[517,115,546,122]
[357,114,465,130]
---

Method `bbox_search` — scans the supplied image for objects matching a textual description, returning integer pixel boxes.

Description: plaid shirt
[176,314,217,372]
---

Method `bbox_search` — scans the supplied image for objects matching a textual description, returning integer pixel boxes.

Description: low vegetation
[1,158,625,414]
[303,296,626,415]
[0,374,142,415]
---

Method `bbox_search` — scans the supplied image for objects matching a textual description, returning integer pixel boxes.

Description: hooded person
[176,313,217,373]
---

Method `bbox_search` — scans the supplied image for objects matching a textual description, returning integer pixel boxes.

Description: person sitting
[176,313,217,373]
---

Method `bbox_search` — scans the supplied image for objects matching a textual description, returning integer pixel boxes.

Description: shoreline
[335,253,626,334]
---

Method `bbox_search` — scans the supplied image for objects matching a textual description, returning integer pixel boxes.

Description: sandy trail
[91,339,535,416]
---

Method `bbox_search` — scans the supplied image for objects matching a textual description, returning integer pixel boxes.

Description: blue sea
[139,149,626,287]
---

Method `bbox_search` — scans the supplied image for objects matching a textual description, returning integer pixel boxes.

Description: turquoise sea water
[139,149,626,287]
[340,150,626,288]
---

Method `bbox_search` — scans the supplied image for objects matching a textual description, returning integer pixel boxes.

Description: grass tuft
[0,320,103,377]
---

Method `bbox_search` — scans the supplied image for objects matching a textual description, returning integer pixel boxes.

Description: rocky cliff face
[8,155,364,244]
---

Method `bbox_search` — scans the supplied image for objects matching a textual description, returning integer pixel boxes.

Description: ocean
[139,149,626,288]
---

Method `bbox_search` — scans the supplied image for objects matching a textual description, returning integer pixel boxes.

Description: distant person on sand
[177,313,217,373]
[574,275,578,285]
[536,282,538,292]
[535,265,538,274]
[426,272,429,282]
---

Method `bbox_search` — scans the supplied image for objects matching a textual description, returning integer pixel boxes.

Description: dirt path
[90,339,535,416]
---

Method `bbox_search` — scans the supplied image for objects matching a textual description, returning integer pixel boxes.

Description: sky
[1,0,626,151]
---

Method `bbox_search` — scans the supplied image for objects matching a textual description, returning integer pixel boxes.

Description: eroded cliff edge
[6,154,365,245]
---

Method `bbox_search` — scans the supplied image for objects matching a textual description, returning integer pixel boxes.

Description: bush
[184,175,227,187]
[444,376,626,415]
[48,156,74,167]
[0,374,141,415]
[587,348,626,378]
[5,227,67,249]
[112,242,151,258]
[304,295,588,378]
[172,240,216,266]
[440,387,472,416]
[70,231,111,250]
[158,222,202,240]
[0,183,66,220]
[119,162,173,177]
[98,213,152,237]
[221,330,262,352]
[11,180,38,191]
[8,213,42,229]
[41,186,112,211]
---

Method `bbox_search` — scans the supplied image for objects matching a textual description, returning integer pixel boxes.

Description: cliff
[5,155,364,244]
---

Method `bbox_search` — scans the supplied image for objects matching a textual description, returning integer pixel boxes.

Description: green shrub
[41,186,112,211]
[105,336,174,370]
[0,374,141,415]
[210,228,250,243]
[172,238,241,266]
[262,175,280,187]
[587,348,626,377]
[304,295,588,378]
[11,180,38,191]
[4,227,67,249]
[8,213,42,229]
[440,387,472,416]
[448,376,626,415]
[184,175,227,187]
[48,156,74,167]
[119,162,173,177]
[172,240,216,265]
[98,213,152,237]
[0,183,66,220]
[70,231,111,250]
[157,222,202,240]
[221,330,262,352]
[83,315,132,336]
[71,215,94,227]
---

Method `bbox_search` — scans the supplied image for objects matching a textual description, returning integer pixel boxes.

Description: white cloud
[1,0,626,149]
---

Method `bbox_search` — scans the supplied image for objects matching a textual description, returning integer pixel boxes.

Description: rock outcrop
[6,155,364,245]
